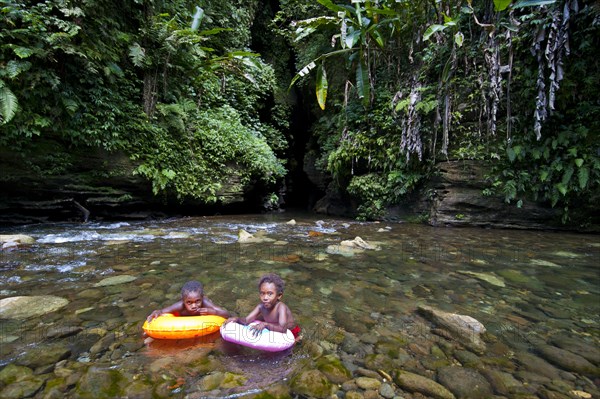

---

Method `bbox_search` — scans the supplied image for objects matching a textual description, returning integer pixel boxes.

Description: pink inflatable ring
[220,321,295,352]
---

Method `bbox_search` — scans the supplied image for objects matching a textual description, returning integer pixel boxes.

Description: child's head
[258,273,285,294]
[181,281,204,312]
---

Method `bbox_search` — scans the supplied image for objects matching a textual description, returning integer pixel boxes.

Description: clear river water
[0,213,598,398]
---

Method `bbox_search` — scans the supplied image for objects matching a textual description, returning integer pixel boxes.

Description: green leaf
[561,166,573,186]
[574,158,584,167]
[513,0,556,8]
[0,82,18,124]
[454,31,464,47]
[128,43,146,67]
[556,183,567,196]
[356,57,369,106]
[494,0,513,11]
[316,63,328,110]
[540,169,549,182]
[507,146,516,162]
[423,24,446,41]
[578,167,589,189]
[12,47,34,59]
[345,29,361,49]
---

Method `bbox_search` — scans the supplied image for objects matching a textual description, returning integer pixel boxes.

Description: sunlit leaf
[578,167,589,189]
[316,63,328,110]
[494,0,512,11]
[513,0,556,8]
[423,24,446,41]
[454,31,464,47]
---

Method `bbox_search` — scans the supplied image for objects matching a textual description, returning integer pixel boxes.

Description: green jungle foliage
[0,0,286,204]
[1,0,598,224]
[280,0,599,222]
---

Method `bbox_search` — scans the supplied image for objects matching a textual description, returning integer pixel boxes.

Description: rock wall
[0,142,248,226]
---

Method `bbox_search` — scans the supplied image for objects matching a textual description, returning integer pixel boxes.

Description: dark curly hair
[258,273,285,294]
[181,280,204,298]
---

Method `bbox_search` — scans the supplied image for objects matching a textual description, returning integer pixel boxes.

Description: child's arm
[147,301,183,322]
[249,304,290,334]
[202,297,230,318]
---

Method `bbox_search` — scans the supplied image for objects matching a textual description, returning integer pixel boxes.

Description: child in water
[147,280,229,321]
[226,273,301,340]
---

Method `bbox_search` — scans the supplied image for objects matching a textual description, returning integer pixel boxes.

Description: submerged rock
[437,366,492,398]
[0,234,35,245]
[237,229,275,243]
[535,344,599,376]
[340,236,381,250]
[393,370,455,399]
[290,369,335,399]
[457,271,505,287]
[94,275,137,287]
[0,296,69,319]
[418,305,487,354]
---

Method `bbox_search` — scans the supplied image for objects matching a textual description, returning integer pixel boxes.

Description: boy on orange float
[225,273,301,341]
[147,280,229,322]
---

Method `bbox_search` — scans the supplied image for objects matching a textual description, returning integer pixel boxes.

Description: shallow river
[0,214,598,398]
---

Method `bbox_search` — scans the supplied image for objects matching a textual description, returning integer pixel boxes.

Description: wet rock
[89,332,116,357]
[454,350,483,369]
[481,369,526,395]
[326,244,364,257]
[76,366,126,398]
[0,296,69,319]
[77,305,122,321]
[457,271,505,287]
[364,353,394,371]
[0,363,33,386]
[94,275,137,287]
[46,326,83,339]
[15,343,71,369]
[199,372,247,390]
[437,366,492,399]
[42,377,68,399]
[340,237,381,250]
[393,370,455,399]
[0,376,45,399]
[515,352,562,380]
[417,305,486,354]
[290,369,335,399]
[549,335,600,366]
[538,389,572,399]
[0,234,35,245]
[316,354,353,384]
[379,382,395,398]
[346,391,364,399]
[363,389,380,399]
[356,377,381,390]
[238,229,275,243]
[535,344,599,376]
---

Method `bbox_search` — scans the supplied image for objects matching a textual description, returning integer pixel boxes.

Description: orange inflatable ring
[143,314,226,339]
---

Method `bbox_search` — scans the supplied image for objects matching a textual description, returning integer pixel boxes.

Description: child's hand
[147,310,162,322]
[249,322,267,336]
[225,317,240,324]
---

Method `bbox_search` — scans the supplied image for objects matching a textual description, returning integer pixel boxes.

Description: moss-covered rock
[290,369,335,399]
[316,354,352,384]
[0,364,33,387]
[394,370,455,399]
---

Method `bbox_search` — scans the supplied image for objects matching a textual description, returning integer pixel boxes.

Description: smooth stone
[0,296,69,319]
[379,382,395,398]
[454,350,483,369]
[326,244,363,257]
[417,305,486,354]
[394,370,455,399]
[94,275,137,287]
[364,353,394,371]
[340,237,381,250]
[457,271,505,287]
[290,369,335,399]
[346,391,364,399]
[78,305,122,321]
[355,377,381,390]
[437,366,493,399]
[0,376,45,399]
[535,344,599,376]
[549,335,600,366]
[481,369,526,395]
[14,343,71,369]
[0,234,35,244]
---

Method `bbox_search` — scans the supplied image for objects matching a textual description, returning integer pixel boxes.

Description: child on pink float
[226,273,301,340]
[146,280,229,322]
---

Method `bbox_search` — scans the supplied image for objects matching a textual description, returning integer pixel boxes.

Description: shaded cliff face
[0,141,254,226]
